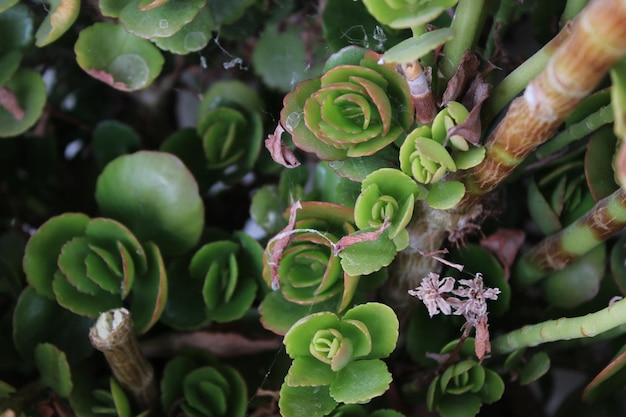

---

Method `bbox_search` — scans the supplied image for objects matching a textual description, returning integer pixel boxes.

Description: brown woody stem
[461,0,626,208]
[89,308,158,413]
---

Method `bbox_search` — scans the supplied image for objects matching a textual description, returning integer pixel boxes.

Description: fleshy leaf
[0,69,46,138]
[35,0,80,47]
[34,343,73,397]
[585,126,619,201]
[381,28,454,64]
[130,241,167,334]
[253,25,315,93]
[542,243,605,308]
[279,382,337,417]
[0,3,33,53]
[427,181,465,210]
[92,120,141,169]
[23,213,90,299]
[341,303,398,359]
[284,311,341,358]
[259,290,339,335]
[330,360,392,403]
[338,229,397,276]
[287,357,334,387]
[519,352,550,386]
[95,151,204,257]
[119,0,205,39]
[152,6,214,54]
[75,23,164,91]
[13,287,94,364]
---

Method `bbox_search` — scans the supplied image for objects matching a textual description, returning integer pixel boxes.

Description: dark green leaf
[95,151,204,256]
[34,343,73,397]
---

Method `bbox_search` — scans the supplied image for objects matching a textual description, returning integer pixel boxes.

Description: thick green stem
[482,23,572,126]
[492,296,626,355]
[440,0,489,82]
[514,187,626,287]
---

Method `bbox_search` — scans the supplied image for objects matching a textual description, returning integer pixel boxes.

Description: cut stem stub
[89,308,158,412]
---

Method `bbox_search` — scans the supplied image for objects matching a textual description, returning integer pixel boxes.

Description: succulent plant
[281,48,414,161]
[22,213,166,334]
[161,350,247,417]
[426,360,504,417]
[280,302,399,417]
[162,231,262,330]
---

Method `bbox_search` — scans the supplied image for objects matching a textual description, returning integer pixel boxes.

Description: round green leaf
[23,213,90,299]
[259,290,338,335]
[119,0,205,39]
[284,311,341,358]
[35,0,80,47]
[0,3,33,53]
[543,243,605,308]
[287,356,335,387]
[98,0,126,17]
[152,6,214,54]
[480,369,505,404]
[330,360,392,403]
[34,343,73,397]
[519,352,550,386]
[341,303,398,359]
[0,50,21,87]
[252,25,314,92]
[338,228,398,276]
[13,287,94,364]
[427,180,465,210]
[0,69,46,138]
[321,0,407,53]
[95,151,204,256]
[206,0,256,25]
[279,382,337,417]
[75,22,164,91]
[436,394,482,417]
[92,120,141,169]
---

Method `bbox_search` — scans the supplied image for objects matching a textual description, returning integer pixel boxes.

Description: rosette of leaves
[362,0,458,29]
[426,360,504,417]
[22,213,166,334]
[280,303,399,417]
[281,47,414,161]
[399,102,485,209]
[353,168,422,254]
[260,202,363,334]
[162,80,264,187]
[161,231,262,330]
[161,350,247,417]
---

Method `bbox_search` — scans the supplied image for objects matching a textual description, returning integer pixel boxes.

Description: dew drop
[285,112,302,131]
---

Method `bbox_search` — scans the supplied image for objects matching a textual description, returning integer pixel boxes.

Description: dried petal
[264,124,301,168]
[266,201,302,290]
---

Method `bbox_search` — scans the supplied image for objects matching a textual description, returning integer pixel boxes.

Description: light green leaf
[427,181,465,210]
[330,360,392,403]
[35,0,80,47]
[381,28,454,64]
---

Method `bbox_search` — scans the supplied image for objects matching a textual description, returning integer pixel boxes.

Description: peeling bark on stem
[514,187,626,287]
[89,308,158,413]
[461,0,626,208]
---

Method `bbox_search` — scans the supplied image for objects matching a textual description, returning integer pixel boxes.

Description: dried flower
[451,273,501,324]
[408,272,457,317]
[409,272,501,360]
